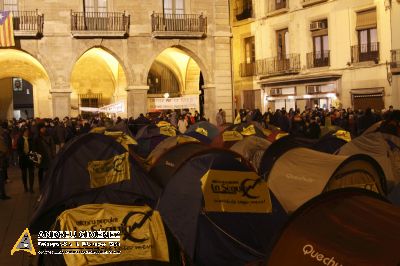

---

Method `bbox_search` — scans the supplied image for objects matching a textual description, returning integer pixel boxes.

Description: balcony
[307,51,330,68]
[239,62,256,77]
[302,0,328,8]
[267,0,289,17]
[391,50,400,74]
[351,42,380,64]
[71,11,130,38]
[151,12,207,39]
[256,54,301,77]
[10,11,44,38]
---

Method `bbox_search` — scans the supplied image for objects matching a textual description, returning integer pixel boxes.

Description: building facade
[0,0,233,122]
[231,0,399,113]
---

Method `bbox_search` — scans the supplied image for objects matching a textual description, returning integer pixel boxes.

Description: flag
[0,11,15,47]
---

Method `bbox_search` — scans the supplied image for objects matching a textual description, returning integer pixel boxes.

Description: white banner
[99,102,125,114]
[150,96,199,110]
[79,107,100,113]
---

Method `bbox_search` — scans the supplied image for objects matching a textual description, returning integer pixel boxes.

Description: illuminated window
[163,0,184,14]
[1,0,18,12]
[84,0,107,13]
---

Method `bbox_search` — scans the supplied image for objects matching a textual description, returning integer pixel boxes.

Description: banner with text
[87,152,131,188]
[201,170,272,213]
[149,96,199,110]
[59,204,169,265]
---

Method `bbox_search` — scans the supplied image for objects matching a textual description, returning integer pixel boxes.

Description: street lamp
[163,92,170,99]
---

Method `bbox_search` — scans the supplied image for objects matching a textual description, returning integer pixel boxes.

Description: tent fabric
[29,133,161,233]
[145,135,199,168]
[266,189,400,266]
[40,208,187,266]
[230,136,272,170]
[338,132,400,192]
[362,121,382,135]
[388,183,400,207]
[186,121,220,140]
[259,137,300,177]
[267,147,386,213]
[211,123,266,149]
[149,142,211,187]
[156,150,287,265]
[185,131,213,144]
[134,124,178,158]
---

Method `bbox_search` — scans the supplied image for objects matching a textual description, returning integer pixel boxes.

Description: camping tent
[145,135,199,169]
[29,133,161,233]
[266,189,400,266]
[230,136,271,170]
[211,123,266,149]
[134,123,177,158]
[40,203,185,266]
[338,132,400,192]
[266,147,386,213]
[186,121,220,140]
[259,137,301,177]
[153,147,287,265]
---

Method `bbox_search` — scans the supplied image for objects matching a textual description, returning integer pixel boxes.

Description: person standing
[216,109,224,126]
[177,115,188,134]
[0,126,10,200]
[17,128,35,193]
[34,124,56,190]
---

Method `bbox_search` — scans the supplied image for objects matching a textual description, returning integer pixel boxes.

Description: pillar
[126,85,149,118]
[203,84,217,123]
[51,91,71,118]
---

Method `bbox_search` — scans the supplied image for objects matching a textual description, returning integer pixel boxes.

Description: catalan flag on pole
[0,11,15,47]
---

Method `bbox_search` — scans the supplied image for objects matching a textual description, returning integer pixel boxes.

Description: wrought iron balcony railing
[307,51,330,68]
[391,49,400,73]
[351,42,380,63]
[151,12,207,38]
[239,62,256,77]
[10,10,44,37]
[256,54,301,76]
[71,11,130,37]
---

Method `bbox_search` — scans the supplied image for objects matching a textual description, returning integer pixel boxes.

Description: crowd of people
[1,105,399,200]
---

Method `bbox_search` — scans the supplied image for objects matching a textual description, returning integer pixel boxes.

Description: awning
[259,73,342,86]
[350,87,384,95]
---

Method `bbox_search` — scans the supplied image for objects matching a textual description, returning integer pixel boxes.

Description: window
[235,0,252,20]
[244,36,255,64]
[84,0,107,13]
[163,0,184,15]
[356,8,378,62]
[1,0,18,12]
[276,28,289,60]
[275,0,287,10]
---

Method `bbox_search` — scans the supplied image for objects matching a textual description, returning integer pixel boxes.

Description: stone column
[51,91,71,118]
[126,85,149,118]
[203,84,216,123]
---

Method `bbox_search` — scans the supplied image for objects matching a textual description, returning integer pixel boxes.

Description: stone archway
[144,45,210,116]
[0,49,52,119]
[70,47,129,118]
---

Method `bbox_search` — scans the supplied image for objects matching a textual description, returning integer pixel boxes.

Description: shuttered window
[356,8,376,30]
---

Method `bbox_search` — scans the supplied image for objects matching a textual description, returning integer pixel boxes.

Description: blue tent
[151,145,287,265]
[29,133,161,233]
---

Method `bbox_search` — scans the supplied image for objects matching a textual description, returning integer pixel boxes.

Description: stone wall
[1,0,234,121]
